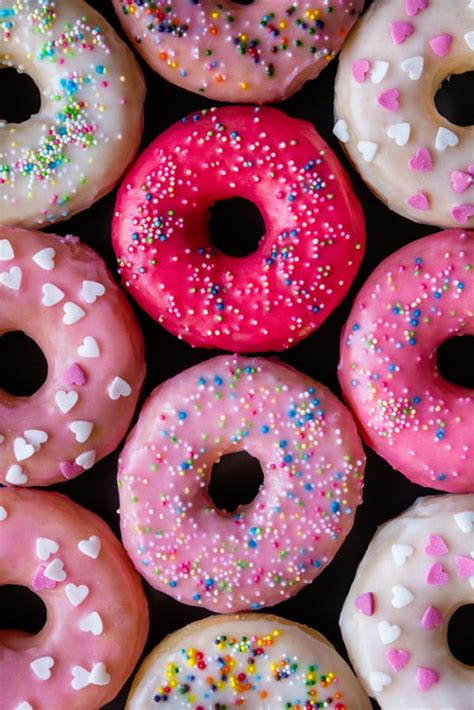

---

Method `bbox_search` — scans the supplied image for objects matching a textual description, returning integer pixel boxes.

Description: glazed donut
[0,0,145,228]
[0,226,145,487]
[127,613,372,709]
[334,0,474,228]
[340,494,474,709]
[0,488,149,710]
[112,0,363,104]
[339,229,474,493]
[118,354,366,613]
[113,106,365,352]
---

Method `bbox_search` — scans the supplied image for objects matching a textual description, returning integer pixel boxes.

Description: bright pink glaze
[339,229,474,493]
[113,106,365,352]
[0,488,149,710]
[118,355,366,612]
[0,227,145,486]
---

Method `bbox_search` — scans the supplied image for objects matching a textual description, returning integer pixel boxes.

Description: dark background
[1,1,472,707]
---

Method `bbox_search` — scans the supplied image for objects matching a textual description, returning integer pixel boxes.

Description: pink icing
[355,591,375,616]
[352,59,371,83]
[426,562,449,586]
[417,666,439,692]
[405,0,429,16]
[377,88,400,112]
[391,20,415,44]
[425,534,448,556]
[429,33,452,57]
[421,605,443,629]
[408,192,429,210]
[386,648,411,672]
[409,147,433,172]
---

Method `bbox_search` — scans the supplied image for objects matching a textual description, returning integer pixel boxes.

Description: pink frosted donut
[0,227,145,487]
[112,0,363,104]
[339,229,474,493]
[118,354,366,613]
[0,488,149,710]
[113,106,365,352]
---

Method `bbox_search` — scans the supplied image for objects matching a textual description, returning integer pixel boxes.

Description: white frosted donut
[127,613,372,709]
[0,0,145,228]
[340,494,474,708]
[334,0,474,228]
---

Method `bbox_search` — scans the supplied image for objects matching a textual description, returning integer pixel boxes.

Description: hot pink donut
[0,227,145,487]
[118,354,366,613]
[113,106,365,352]
[0,488,149,710]
[339,229,474,493]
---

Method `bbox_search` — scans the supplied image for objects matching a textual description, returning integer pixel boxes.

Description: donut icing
[112,0,363,103]
[338,229,474,493]
[127,613,372,709]
[0,226,145,487]
[0,0,145,228]
[113,106,365,352]
[118,354,366,612]
[0,488,149,710]
[340,494,474,708]
[334,0,474,228]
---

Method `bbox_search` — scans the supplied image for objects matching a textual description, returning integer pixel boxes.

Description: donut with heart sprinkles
[334,0,474,228]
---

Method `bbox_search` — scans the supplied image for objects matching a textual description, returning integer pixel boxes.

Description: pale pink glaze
[0,227,145,486]
[113,106,365,352]
[0,488,149,710]
[339,229,474,493]
[118,355,366,613]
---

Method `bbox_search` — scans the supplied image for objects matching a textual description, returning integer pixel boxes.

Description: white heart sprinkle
[77,336,100,358]
[333,118,350,143]
[13,437,35,462]
[42,283,64,307]
[5,464,28,485]
[55,390,78,414]
[0,238,14,261]
[392,543,414,566]
[370,60,389,84]
[369,670,392,692]
[400,56,424,80]
[435,127,459,151]
[454,511,474,533]
[78,535,101,559]
[24,429,48,449]
[357,141,378,163]
[70,421,94,443]
[44,557,66,582]
[82,280,105,304]
[89,662,111,686]
[32,247,55,271]
[0,505,7,521]
[108,376,132,400]
[15,703,33,710]
[387,122,411,146]
[465,31,474,50]
[71,665,90,691]
[391,584,414,608]
[63,302,86,326]
[0,434,4,444]
[75,450,96,470]
[36,537,59,561]
[30,656,54,680]
[0,266,22,290]
[378,620,401,645]
[65,583,89,607]
[79,611,103,636]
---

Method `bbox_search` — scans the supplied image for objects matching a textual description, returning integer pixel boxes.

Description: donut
[0,226,145,487]
[333,0,474,228]
[340,494,474,708]
[118,354,366,613]
[112,0,363,104]
[127,613,372,709]
[113,106,365,352]
[0,0,145,228]
[338,229,474,493]
[0,487,149,710]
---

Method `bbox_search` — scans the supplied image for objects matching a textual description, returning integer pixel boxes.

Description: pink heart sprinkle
[426,562,449,585]
[452,204,474,224]
[32,565,57,591]
[377,88,400,112]
[65,363,87,387]
[391,21,415,45]
[429,33,453,57]
[425,534,448,556]
[59,461,83,480]
[355,591,375,616]
[417,666,439,692]
[386,648,411,672]
[408,192,429,210]
[421,605,443,629]
[352,59,371,83]
[450,170,473,193]
[405,0,429,16]
[409,147,433,171]
[469,164,474,176]
[454,555,474,578]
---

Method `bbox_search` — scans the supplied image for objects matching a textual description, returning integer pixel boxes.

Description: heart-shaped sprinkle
[405,0,428,15]
[78,535,101,559]
[391,21,414,45]
[65,583,89,607]
[333,119,350,143]
[425,534,448,556]
[464,30,474,50]
[426,562,448,585]
[0,434,4,444]
[391,584,414,608]
[42,283,64,307]
[387,122,411,146]
[352,59,371,83]
[357,141,378,163]
[421,605,443,629]
[0,239,14,261]
[24,430,48,449]
[5,464,28,485]
[417,666,439,691]
[32,565,56,591]
[75,450,96,470]
[454,511,474,533]
[369,670,392,692]
[79,611,103,636]
[55,390,79,414]
[355,591,375,616]
[450,170,474,193]
[409,147,433,171]
[378,620,401,645]
[78,336,100,358]
[386,648,411,672]
[30,656,54,681]
[44,557,66,582]
[0,266,22,291]
[70,421,94,443]
[89,662,111,687]
[65,363,87,387]
[14,437,35,462]
[71,665,90,691]
[82,280,105,304]
[32,247,55,271]
[15,703,33,710]
[370,60,389,84]
[408,192,429,210]
[455,555,474,577]
[59,461,82,480]
[435,127,459,151]
[108,376,132,400]
[36,537,59,561]
[429,33,452,57]
[452,204,474,224]
[0,505,7,521]
[63,302,86,326]
[377,88,400,112]
[400,56,424,80]
[392,543,414,566]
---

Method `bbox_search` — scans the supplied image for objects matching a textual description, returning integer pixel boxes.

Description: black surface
[1,1,471,708]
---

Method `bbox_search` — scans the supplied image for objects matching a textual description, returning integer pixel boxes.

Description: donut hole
[208,451,264,512]
[434,71,474,127]
[448,604,474,666]
[208,197,266,257]
[0,67,41,124]
[436,335,474,389]
[230,0,255,5]
[0,331,48,396]
[0,585,47,635]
